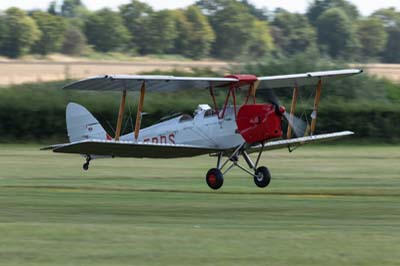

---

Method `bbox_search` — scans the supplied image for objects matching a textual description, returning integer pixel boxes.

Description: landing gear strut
[205,143,271,190]
[83,155,91,171]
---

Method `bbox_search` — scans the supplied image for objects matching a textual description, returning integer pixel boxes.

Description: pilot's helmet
[194,104,212,116]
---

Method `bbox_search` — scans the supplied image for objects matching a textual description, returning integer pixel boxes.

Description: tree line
[0,0,399,62]
[1,52,400,142]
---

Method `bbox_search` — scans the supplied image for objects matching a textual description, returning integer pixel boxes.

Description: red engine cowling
[236,104,283,143]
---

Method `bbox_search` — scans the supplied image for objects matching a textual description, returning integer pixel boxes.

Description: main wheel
[83,162,89,171]
[254,166,271,188]
[206,168,224,190]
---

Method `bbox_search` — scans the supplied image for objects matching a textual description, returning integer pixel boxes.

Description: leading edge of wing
[50,139,225,158]
[249,131,354,153]
[63,75,238,92]
[257,69,363,89]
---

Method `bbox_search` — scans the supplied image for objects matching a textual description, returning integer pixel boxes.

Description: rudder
[66,102,109,142]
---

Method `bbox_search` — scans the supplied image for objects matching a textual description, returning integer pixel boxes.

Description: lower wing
[248,131,354,153]
[42,131,354,158]
[41,140,224,158]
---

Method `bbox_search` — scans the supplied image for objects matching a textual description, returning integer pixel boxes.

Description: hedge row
[0,83,399,143]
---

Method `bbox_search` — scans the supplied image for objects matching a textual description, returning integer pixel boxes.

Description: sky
[1,0,399,16]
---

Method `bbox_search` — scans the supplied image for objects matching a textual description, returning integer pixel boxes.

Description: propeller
[265,89,307,138]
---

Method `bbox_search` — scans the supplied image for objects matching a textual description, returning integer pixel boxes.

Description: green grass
[0,144,399,265]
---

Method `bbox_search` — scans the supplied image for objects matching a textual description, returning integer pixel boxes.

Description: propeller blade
[265,88,307,137]
[284,112,307,137]
[265,89,280,106]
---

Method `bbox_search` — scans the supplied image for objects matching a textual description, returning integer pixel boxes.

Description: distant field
[0,60,232,86]
[0,59,399,86]
[0,144,399,266]
[356,63,400,83]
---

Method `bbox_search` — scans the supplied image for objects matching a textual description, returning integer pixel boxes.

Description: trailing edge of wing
[48,140,224,158]
[249,131,354,153]
[63,75,238,92]
[257,69,363,89]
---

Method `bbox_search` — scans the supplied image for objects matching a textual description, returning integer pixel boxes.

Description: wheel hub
[256,172,264,182]
[208,174,217,185]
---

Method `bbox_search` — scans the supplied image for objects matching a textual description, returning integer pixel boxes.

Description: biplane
[43,69,362,190]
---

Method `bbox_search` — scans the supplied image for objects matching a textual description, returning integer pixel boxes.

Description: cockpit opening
[179,114,193,122]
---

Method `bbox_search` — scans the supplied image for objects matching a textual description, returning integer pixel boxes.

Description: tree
[0,15,5,50]
[247,20,274,58]
[59,0,89,30]
[206,0,269,59]
[119,0,154,54]
[31,11,67,55]
[61,26,86,55]
[196,0,230,15]
[307,0,359,25]
[315,8,360,58]
[141,10,178,54]
[241,0,269,20]
[272,11,316,55]
[84,8,131,52]
[0,8,41,58]
[356,18,387,59]
[174,6,215,59]
[372,8,400,63]
[61,0,85,18]
[47,1,58,15]
[382,28,400,63]
[371,8,400,29]
[172,10,190,55]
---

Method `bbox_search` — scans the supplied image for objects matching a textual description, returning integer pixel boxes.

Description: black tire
[254,166,271,188]
[83,163,89,171]
[206,168,224,190]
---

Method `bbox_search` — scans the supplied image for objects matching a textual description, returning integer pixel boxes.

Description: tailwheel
[83,155,91,171]
[83,162,89,171]
[206,168,224,190]
[254,166,271,188]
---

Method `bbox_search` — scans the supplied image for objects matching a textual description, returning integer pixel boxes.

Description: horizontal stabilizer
[40,144,66,151]
[249,131,354,153]
[46,140,224,158]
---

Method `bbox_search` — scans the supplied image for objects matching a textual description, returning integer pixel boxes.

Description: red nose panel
[236,104,283,143]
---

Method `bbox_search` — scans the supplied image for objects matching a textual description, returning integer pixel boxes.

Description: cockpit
[179,114,193,122]
[178,104,231,123]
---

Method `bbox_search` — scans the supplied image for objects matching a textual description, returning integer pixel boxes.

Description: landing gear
[254,166,271,188]
[83,155,91,171]
[206,168,224,190]
[206,143,272,189]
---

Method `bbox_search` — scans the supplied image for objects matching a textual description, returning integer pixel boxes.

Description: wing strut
[310,79,323,135]
[286,86,299,139]
[134,82,146,141]
[115,89,127,141]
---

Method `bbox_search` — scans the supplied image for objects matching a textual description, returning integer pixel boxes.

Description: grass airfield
[0,144,399,266]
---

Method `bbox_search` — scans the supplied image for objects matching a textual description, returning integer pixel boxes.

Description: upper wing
[62,69,362,92]
[43,139,225,158]
[257,69,363,89]
[63,75,237,92]
[248,131,354,153]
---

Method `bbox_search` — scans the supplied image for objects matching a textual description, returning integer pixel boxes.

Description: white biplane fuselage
[120,105,243,149]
